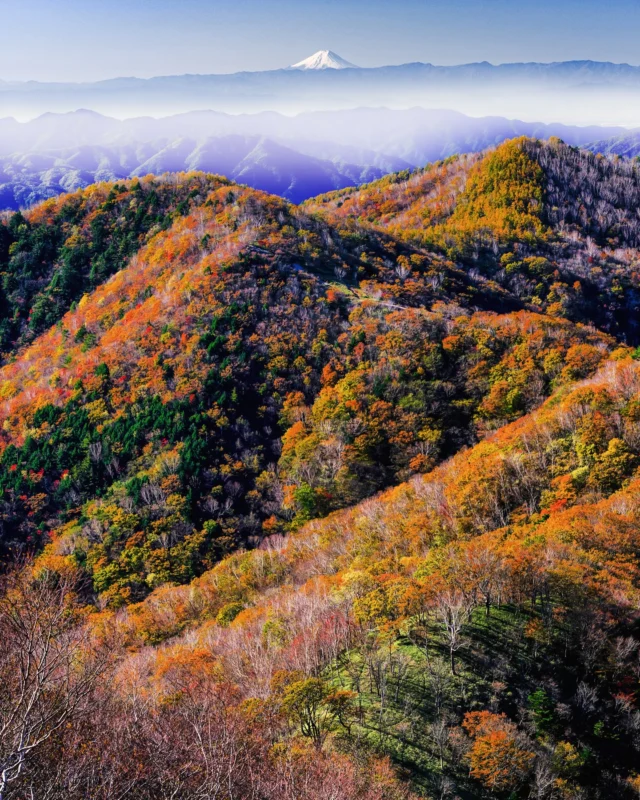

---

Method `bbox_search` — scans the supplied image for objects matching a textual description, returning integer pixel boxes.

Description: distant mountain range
[586,131,640,158]
[0,135,389,208]
[0,107,635,210]
[4,59,640,124]
[0,108,626,161]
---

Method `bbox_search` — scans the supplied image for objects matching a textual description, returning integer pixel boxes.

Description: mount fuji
[289,50,358,70]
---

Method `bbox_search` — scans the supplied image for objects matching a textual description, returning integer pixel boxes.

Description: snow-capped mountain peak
[289,50,358,71]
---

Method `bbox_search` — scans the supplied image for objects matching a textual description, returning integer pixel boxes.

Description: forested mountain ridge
[309,136,640,341]
[2,136,640,799]
[0,141,629,587]
[0,173,226,353]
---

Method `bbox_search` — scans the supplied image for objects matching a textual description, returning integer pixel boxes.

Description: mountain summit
[289,50,358,70]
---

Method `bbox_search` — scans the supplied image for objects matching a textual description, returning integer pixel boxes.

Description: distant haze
[0,107,632,211]
[3,0,640,82]
[6,61,640,125]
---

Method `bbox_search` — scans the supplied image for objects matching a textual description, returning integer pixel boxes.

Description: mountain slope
[4,138,640,798]
[0,173,224,353]
[308,136,640,342]
[17,338,640,799]
[0,171,576,582]
[0,138,637,599]
[0,139,632,588]
[587,128,640,158]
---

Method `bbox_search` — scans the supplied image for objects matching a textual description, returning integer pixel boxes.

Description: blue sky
[2,0,640,82]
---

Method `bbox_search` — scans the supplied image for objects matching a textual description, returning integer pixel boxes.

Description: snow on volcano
[288,50,358,70]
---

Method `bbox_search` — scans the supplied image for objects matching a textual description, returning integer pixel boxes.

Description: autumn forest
[2,135,640,799]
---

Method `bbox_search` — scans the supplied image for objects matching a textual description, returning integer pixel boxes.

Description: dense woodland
[2,137,640,798]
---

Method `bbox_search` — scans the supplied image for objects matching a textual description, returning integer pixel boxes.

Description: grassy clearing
[323,604,545,797]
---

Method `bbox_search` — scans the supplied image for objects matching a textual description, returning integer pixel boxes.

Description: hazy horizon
[4,0,640,83]
[6,55,640,86]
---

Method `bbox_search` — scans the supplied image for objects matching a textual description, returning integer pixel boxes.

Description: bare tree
[395,261,411,282]
[0,568,107,799]
[88,441,103,464]
[334,265,348,281]
[433,587,475,675]
[430,714,451,769]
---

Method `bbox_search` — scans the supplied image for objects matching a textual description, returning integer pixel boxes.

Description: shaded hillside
[276,309,619,520]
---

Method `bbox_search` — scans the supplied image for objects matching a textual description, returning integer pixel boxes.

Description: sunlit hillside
[2,137,640,799]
